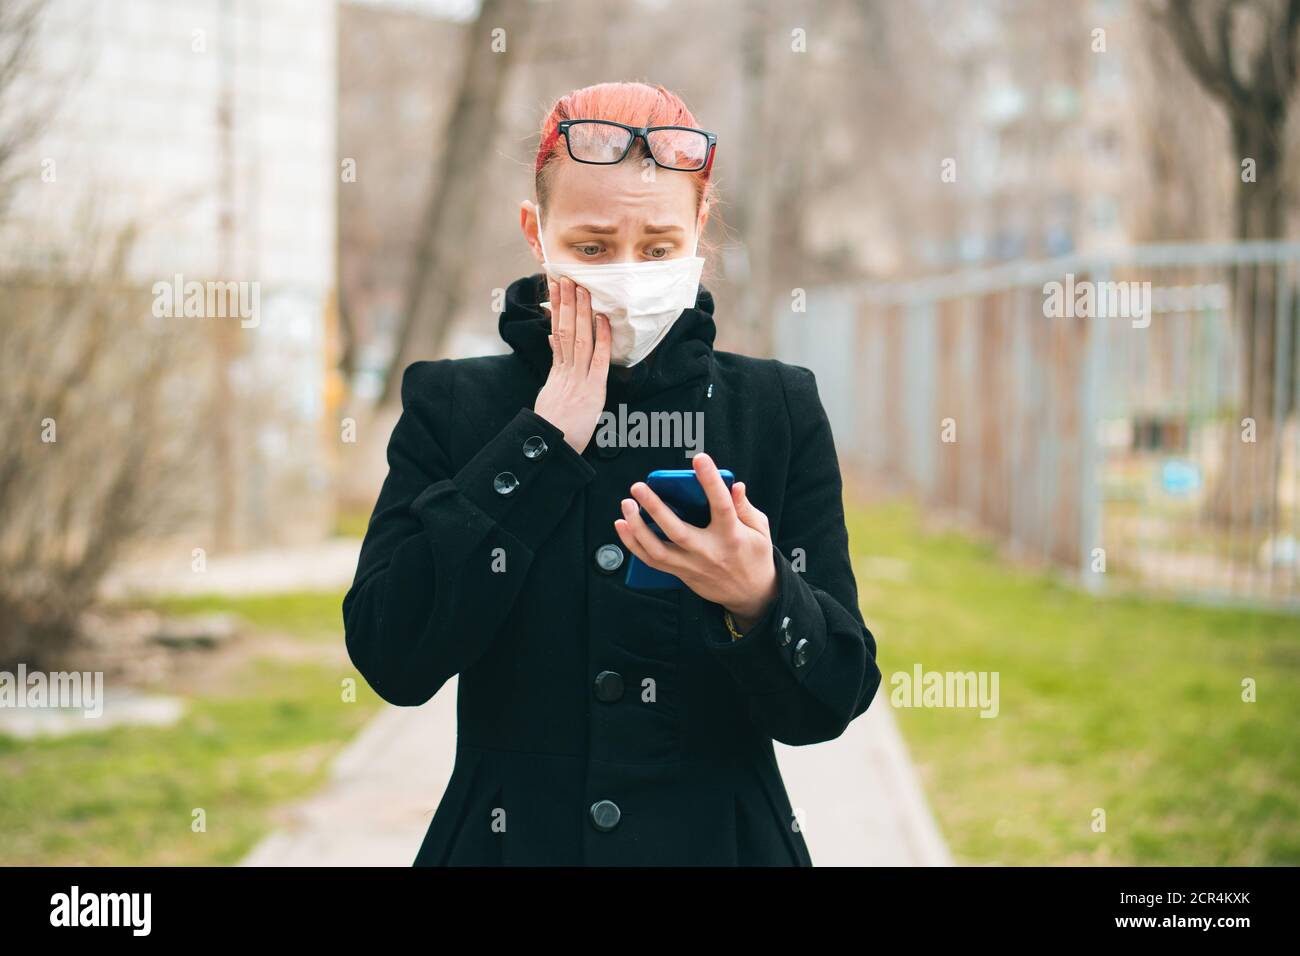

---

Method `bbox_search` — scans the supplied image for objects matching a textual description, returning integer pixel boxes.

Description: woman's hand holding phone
[614,452,779,632]
[534,276,611,455]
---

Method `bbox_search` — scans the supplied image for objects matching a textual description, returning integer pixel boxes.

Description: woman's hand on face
[534,276,611,455]
[613,452,779,632]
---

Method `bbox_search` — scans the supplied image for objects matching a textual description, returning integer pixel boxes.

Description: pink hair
[534,81,715,213]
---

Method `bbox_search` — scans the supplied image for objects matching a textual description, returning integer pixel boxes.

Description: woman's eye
[577,245,603,257]
[647,246,670,259]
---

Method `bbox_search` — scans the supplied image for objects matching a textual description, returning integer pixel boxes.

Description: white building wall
[8,0,336,288]
[4,0,339,549]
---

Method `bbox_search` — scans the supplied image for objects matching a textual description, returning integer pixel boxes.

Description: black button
[522,435,548,459]
[593,670,624,702]
[792,638,810,668]
[590,799,621,831]
[493,472,519,496]
[593,543,624,573]
[595,441,621,460]
[778,615,792,646]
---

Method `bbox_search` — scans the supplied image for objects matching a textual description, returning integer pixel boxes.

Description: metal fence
[776,241,1300,610]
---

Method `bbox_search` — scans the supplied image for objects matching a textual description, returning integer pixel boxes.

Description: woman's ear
[696,206,710,251]
[520,199,543,263]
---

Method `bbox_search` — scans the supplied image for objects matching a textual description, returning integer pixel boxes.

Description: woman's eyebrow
[565,223,684,235]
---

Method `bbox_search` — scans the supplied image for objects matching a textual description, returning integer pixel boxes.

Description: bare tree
[1154,0,1300,528]
[0,0,46,213]
[1160,0,1299,241]
[0,2,200,667]
[0,227,205,667]
[378,0,535,405]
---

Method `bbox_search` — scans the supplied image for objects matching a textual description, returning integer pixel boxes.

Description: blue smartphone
[624,468,735,590]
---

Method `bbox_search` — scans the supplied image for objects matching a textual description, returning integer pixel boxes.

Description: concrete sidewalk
[100,539,364,600]
[241,679,952,867]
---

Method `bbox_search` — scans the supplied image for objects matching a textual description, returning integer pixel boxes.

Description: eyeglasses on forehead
[557,119,717,173]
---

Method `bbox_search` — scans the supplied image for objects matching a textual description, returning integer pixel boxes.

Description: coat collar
[500,273,717,404]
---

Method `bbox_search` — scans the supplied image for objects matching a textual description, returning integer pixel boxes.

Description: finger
[732,481,770,534]
[572,283,594,370]
[588,312,611,381]
[692,452,737,525]
[615,510,684,573]
[619,498,686,570]
[630,481,699,547]
[545,278,560,362]
[556,276,575,365]
[613,518,649,567]
[616,518,680,575]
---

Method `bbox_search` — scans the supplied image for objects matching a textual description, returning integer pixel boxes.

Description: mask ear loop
[536,208,550,265]
[536,208,556,314]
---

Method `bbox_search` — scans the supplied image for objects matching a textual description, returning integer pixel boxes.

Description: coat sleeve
[701,363,882,745]
[342,359,595,706]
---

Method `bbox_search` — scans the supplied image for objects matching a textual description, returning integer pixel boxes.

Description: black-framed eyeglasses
[557,119,717,172]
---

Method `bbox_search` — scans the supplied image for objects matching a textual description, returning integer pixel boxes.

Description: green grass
[0,591,382,866]
[148,591,352,640]
[333,508,372,540]
[852,499,1300,866]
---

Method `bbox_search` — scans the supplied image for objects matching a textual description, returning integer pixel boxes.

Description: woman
[343,81,881,866]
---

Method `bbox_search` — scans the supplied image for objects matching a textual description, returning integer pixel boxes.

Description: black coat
[342,273,881,866]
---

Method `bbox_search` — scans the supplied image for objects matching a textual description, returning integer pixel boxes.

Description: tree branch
[1160,0,1245,105]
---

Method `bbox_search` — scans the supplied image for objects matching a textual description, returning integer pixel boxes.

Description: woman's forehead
[546,159,696,228]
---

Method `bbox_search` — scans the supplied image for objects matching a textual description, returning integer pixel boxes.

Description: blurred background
[1,0,1297,867]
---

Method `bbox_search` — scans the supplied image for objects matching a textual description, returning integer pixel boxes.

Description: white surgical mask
[536,210,704,367]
